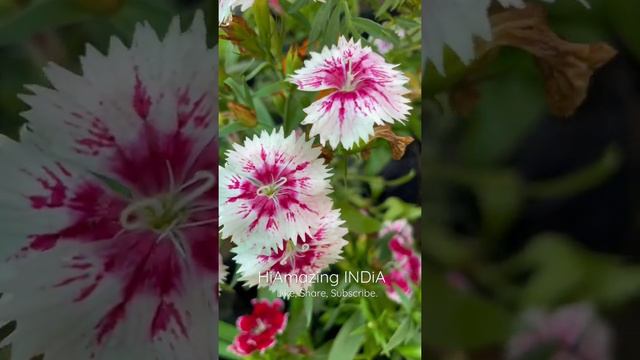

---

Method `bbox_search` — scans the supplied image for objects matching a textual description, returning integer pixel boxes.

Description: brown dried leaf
[319,145,333,164]
[227,102,257,127]
[483,5,617,117]
[373,125,414,160]
[220,16,265,59]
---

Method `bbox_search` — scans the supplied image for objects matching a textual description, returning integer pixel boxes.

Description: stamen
[178,218,217,229]
[170,232,188,259]
[175,171,216,209]
[256,177,287,197]
[166,160,175,192]
[119,198,160,230]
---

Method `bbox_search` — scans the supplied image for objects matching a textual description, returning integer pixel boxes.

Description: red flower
[229,299,288,356]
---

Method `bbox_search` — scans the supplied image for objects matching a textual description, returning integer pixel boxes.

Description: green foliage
[219,0,421,358]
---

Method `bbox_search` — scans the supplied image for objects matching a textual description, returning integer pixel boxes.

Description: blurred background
[423,0,640,359]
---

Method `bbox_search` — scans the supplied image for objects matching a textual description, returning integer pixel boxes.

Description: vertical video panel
[425,0,640,359]
[0,1,217,359]
[218,0,422,358]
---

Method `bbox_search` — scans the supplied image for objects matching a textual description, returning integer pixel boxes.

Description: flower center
[252,319,268,335]
[118,170,216,255]
[341,60,360,92]
[278,239,311,267]
[256,177,287,198]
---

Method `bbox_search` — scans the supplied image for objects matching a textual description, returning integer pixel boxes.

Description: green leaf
[257,288,278,301]
[351,17,399,46]
[460,54,545,166]
[283,297,312,346]
[375,0,400,18]
[253,0,272,56]
[322,2,343,46]
[382,317,411,354]
[219,321,238,343]
[607,0,640,60]
[512,234,640,307]
[309,0,335,45]
[289,0,309,13]
[473,170,524,245]
[328,312,365,360]
[336,200,381,234]
[219,340,242,359]
[304,294,314,328]
[380,197,421,222]
[0,0,92,46]
[220,122,246,138]
[253,80,285,98]
[253,97,275,127]
[395,344,422,359]
[283,90,304,133]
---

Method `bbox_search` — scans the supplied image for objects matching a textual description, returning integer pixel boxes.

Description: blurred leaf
[375,0,401,19]
[422,224,474,267]
[607,0,640,61]
[253,80,285,98]
[395,344,421,359]
[322,1,342,46]
[304,294,314,328]
[474,170,524,244]
[253,97,275,127]
[309,0,335,45]
[219,340,242,360]
[383,317,412,355]
[527,146,621,199]
[221,16,266,59]
[336,200,381,233]
[220,122,246,138]
[283,90,304,133]
[380,197,421,221]
[253,0,272,57]
[0,0,92,46]
[513,234,640,307]
[364,146,391,176]
[351,17,399,46]
[257,287,277,301]
[424,272,513,349]
[219,321,238,343]
[284,297,312,346]
[328,312,365,360]
[461,56,545,166]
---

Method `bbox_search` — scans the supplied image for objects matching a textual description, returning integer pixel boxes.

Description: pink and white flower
[219,0,255,26]
[379,219,414,247]
[0,13,216,359]
[289,36,411,150]
[379,220,420,303]
[382,253,421,302]
[219,129,332,253]
[233,204,347,296]
[229,298,288,356]
[507,303,612,360]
